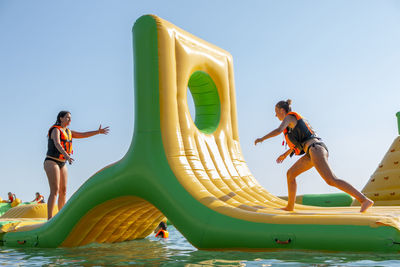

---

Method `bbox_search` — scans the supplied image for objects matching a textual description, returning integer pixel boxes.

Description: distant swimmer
[154,221,169,238]
[32,192,45,203]
[44,111,110,220]
[254,99,374,213]
[7,192,16,203]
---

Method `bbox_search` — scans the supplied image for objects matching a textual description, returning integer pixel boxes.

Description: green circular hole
[187,71,221,134]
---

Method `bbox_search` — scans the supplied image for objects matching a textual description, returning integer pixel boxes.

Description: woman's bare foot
[281,206,294,211]
[360,198,374,213]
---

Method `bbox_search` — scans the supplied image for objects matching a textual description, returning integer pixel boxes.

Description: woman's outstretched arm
[254,116,294,145]
[72,125,110,139]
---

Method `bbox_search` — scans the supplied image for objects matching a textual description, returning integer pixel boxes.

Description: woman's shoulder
[285,113,298,122]
[287,111,303,119]
[48,126,61,138]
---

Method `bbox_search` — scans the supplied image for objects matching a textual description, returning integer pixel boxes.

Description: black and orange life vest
[35,195,45,203]
[155,230,169,238]
[47,125,73,160]
[283,112,318,156]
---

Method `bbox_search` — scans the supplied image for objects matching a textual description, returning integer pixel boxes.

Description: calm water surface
[1,226,400,266]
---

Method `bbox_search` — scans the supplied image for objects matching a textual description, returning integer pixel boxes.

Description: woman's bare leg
[282,154,314,211]
[44,161,60,219]
[309,145,373,212]
[58,165,68,211]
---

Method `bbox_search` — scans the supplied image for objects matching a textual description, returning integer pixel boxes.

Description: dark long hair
[48,110,71,137]
[55,111,71,126]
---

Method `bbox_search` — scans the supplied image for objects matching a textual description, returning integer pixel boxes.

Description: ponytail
[276,99,292,113]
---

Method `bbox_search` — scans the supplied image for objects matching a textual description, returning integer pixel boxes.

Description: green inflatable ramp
[2,15,400,252]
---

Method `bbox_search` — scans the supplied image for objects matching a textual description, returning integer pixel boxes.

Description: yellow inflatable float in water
[1,203,57,219]
[0,199,21,207]
[0,204,57,234]
[10,199,21,208]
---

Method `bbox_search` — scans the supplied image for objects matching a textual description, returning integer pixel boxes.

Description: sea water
[1,226,400,266]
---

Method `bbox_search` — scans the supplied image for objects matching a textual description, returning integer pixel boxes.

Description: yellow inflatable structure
[1,204,57,219]
[10,198,21,208]
[354,137,400,206]
[0,204,54,235]
[1,198,22,207]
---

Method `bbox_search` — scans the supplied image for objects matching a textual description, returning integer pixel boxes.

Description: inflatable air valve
[396,111,400,135]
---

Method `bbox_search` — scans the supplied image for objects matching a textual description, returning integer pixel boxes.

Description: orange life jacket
[8,194,15,202]
[155,230,169,238]
[283,112,317,156]
[35,195,45,203]
[48,125,73,160]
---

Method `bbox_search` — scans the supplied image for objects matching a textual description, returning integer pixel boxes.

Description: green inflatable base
[302,193,353,207]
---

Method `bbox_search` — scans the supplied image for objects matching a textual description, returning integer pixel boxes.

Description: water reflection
[1,226,400,266]
[179,249,400,267]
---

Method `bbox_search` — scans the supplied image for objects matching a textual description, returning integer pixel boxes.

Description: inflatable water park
[1,15,400,252]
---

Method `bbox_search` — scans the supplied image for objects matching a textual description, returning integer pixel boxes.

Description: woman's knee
[286,169,297,181]
[59,187,67,196]
[324,177,337,187]
[49,187,59,196]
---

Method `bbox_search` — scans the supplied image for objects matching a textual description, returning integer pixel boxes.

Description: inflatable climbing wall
[355,136,400,205]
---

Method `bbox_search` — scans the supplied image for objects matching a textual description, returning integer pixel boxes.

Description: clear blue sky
[1,1,400,202]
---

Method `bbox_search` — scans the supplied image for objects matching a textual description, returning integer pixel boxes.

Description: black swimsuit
[44,157,66,168]
[306,141,329,156]
[285,112,330,157]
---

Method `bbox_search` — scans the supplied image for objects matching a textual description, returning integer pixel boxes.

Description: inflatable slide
[2,15,400,252]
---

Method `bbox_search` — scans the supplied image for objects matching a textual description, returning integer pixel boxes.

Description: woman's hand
[65,154,74,165]
[98,125,110,135]
[276,153,287,164]
[254,138,263,146]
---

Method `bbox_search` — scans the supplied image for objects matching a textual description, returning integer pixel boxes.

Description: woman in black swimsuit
[44,111,109,219]
[254,100,373,212]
